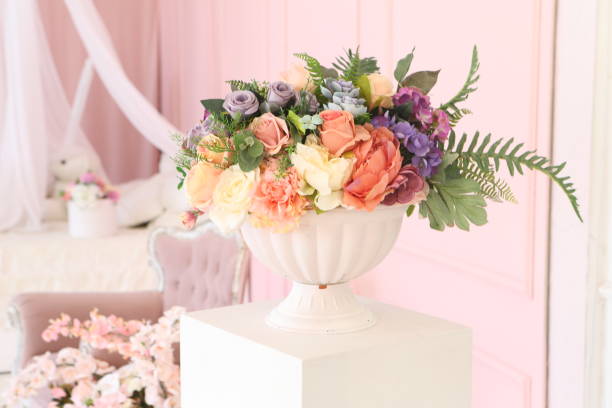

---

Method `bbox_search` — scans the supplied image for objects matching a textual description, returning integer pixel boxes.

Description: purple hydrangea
[392,121,442,177]
[412,147,443,177]
[184,119,211,150]
[392,87,433,129]
[371,112,396,128]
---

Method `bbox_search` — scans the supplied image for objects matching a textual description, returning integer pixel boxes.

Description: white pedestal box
[181,299,472,408]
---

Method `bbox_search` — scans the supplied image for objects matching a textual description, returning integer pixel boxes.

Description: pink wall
[39,0,161,183]
[158,1,555,407]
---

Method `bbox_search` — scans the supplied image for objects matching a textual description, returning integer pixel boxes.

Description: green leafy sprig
[332,47,379,83]
[293,53,337,87]
[447,131,583,221]
[440,45,480,115]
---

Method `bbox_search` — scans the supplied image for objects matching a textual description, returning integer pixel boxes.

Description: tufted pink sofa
[8,222,250,371]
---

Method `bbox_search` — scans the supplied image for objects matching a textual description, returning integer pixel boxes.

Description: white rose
[71,184,101,208]
[209,165,259,235]
[290,135,354,211]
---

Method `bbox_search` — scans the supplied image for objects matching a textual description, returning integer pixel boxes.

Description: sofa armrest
[8,291,163,372]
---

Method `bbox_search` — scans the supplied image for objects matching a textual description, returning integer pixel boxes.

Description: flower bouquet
[174,47,580,333]
[61,172,119,238]
[1,307,183,408]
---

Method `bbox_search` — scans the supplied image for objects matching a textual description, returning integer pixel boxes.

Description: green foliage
[226,79,269,99]
[293,53,336,87]
[446,131,583,221]
[331,47,379,83]
[394,49,415,84]
[276,144,297,178]
[440,45,480,115]
[355,75,372,106]
[418,153,487,231]
[455,158,518,203]
[401,70,440,94]
[353,112,371,125]
[448,108,472,126]
[419,176,488,231]
[233,130,264,172]
[286,110,305,135]
[200,99,224,113]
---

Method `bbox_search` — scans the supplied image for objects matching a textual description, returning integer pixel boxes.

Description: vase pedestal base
[181,299,472,408]
[266,282,376,334]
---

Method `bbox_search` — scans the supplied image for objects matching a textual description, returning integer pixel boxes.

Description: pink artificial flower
[105,190,120,203]
[431,109,451,141]
[180,210,200,230]
[249,160,306,232]
[79,172,98,184]
[50,387,66,399]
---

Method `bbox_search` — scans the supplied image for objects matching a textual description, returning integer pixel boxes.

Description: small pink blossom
[50,387,66,399]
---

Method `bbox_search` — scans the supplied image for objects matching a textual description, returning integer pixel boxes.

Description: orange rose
[343,127,402,211]
[184,161,223,211]
[249,113,290,154]
[196,134,233,167]
[319,110,370,156]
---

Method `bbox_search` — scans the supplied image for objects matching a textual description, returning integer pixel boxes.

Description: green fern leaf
[455,158,518,203]
[331,47,379,83]
[293,53,328,87]
[448,132,583,221]
[440,45,480,115]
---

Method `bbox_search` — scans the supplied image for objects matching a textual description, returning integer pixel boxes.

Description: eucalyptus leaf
[393,48,415,83]
[200,98,225,113]
[401,70,440,94]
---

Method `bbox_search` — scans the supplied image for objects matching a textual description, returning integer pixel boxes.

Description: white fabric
[63,0,180,155]
[0,223,157,329]
[0,0,102,231]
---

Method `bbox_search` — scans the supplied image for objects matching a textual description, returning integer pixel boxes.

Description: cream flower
[290,135,354,211]
[209,165,259,235]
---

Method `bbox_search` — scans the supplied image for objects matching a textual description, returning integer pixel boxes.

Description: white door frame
[548,0,608,406]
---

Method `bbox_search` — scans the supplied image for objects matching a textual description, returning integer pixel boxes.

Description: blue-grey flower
[267,81,295,110]
[223,90,259,119]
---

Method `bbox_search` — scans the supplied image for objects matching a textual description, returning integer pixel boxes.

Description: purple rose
[268,81,295,110]
[382,165,425,205]
[295,90,319,114]
[223,90,259,118]
[184,119,211,150]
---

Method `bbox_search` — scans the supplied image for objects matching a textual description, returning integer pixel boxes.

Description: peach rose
[196,134,233,167]
[343,126,402,211]
[319,110,370,157]
[280,63,314,92]
[249,113,290,154]
[367,73,394,109]
[184,161,223,211]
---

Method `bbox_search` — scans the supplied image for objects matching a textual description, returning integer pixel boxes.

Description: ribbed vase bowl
[240,204,407,334]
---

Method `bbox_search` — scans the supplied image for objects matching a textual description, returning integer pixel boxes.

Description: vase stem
[266,282,376,334]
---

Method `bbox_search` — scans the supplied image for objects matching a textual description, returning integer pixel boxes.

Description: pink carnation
[249,160,306,232]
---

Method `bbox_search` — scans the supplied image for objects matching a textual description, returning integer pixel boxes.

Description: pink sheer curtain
[39,0,161,183]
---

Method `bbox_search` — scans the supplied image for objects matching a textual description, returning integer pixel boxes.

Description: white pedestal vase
[240,204,407,334]
[68,199,118,238]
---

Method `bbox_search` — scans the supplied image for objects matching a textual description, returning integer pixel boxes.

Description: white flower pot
[240,204,407,334]
[68,199,118,238]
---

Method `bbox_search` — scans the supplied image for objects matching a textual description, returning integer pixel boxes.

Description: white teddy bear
[42,148,95,221]
[43,148,189,227]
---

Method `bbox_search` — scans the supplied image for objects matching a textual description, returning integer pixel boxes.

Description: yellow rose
[196,133,233,167]
[367,73,394,109]
[209,165,259,235]
[290,135,354,211]
[280,63,314,92]
[185,161,223,211]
